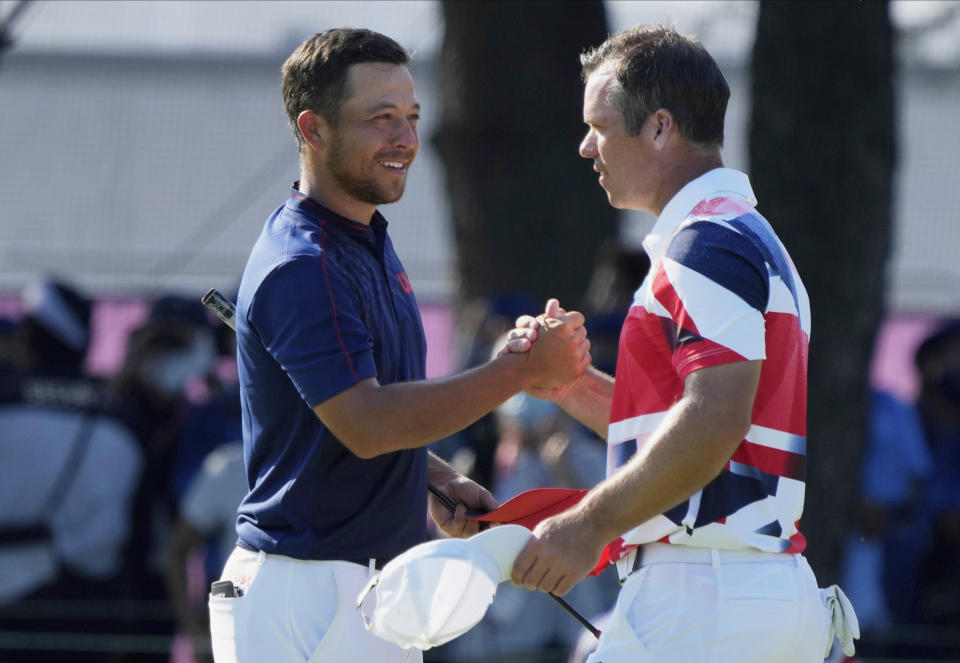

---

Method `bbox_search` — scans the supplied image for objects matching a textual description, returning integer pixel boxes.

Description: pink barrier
[1,296,457,380]
[2,294,938,402]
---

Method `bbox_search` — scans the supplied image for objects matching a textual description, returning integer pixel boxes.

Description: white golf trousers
[209,546,422,663]
[587,545,832,663]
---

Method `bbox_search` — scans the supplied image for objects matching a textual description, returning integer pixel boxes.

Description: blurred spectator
[913,320,960,630]
[579,239,650,318]
[580,239,649,376]
[164,440,246,663]
[103,292,241,660]
[111,310,206,596]
[145,294,241,502]
[106,293,238,641]
[0,318,18,375]
[841,389,932,634]
[492,391,605,494]
[0,277,143,662]
[432,292,539,488]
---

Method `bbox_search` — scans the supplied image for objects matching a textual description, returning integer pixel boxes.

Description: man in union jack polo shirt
[504,25,856,662]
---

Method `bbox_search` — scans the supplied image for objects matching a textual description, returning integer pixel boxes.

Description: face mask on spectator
[143,332,216,396]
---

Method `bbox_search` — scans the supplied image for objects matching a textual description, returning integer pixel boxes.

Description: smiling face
[309,61,420,220]
[579,65,662,213]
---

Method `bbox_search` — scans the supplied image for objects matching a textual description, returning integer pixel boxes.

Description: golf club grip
[428,484,600,639]
[202,288,237,331]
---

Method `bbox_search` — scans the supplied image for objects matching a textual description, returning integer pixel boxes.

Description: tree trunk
[435,1,616,313]
[750,1,895,583]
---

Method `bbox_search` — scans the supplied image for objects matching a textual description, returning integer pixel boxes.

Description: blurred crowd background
[1,1,959,662]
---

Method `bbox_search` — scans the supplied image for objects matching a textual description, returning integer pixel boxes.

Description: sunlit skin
[579,63,723,217]
[296,62,420,224]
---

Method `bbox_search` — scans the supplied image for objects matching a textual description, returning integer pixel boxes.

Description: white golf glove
[820,584,860,658]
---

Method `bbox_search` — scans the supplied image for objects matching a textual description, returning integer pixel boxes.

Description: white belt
[617,542,798,583]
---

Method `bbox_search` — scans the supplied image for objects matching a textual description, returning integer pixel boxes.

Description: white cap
[356,524,531,650]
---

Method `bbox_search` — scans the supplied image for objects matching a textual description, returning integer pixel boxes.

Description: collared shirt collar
[642,168,757,264]
[287,182,388,237]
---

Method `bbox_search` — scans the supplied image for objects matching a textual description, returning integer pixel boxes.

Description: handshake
[498,298,592,399]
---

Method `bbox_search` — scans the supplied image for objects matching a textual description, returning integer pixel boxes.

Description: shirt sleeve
[249,255,378,407]
[654,220,769,380]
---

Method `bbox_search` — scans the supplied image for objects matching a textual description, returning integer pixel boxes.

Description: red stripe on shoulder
[319,223,361,383]
[690,196,753,217]
[674,338,747,381]
[652,267,700,336]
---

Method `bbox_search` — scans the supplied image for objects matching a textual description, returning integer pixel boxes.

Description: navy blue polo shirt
[234,185,428,561]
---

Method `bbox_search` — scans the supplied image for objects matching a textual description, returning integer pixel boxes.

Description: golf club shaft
[428,483,458,512]
[428,482,601,639]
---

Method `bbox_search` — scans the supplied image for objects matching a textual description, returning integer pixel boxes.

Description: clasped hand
[501,298,591,396]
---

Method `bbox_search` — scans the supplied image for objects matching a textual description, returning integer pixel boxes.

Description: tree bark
[750,1,895,583]
[435,1,616,312]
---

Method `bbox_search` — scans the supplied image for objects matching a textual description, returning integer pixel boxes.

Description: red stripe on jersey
[610,306,681,425]
[319,223,361,383]
[752,312,808,435]
[674,337,748,381]
[731,440,806,481]
[691,196,755,217]
[652,266,701,337]
[785,527,807,553]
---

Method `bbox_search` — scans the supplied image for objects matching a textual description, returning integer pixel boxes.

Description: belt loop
[710,548,721,569]
[368,558,376,578]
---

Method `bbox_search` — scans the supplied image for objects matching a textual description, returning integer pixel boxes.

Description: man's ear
[296,110,328,151]
[651,108,675,148]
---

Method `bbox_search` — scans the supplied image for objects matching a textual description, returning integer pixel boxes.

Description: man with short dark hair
[505,25,850,661]
[208,28,590,663]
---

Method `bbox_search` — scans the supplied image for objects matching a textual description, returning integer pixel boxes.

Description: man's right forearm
[314,302,589,458]
[556,366,615,438]
[314,352,532,458]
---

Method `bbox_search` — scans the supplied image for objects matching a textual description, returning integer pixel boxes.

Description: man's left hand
[428,474,498,538]
[510,506,606,596]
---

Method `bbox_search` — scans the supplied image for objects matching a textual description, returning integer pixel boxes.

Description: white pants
[586,545,831,663]
[209,546,422,663]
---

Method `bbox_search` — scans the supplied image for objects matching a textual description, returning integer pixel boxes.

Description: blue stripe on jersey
[613,438,637,468]
[693,469,780,528]
[657,316,705,352]
[728,214,799,312]
[665,221,769,312]
[663,499,689,527]
[755,520,783,537]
